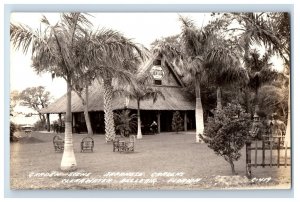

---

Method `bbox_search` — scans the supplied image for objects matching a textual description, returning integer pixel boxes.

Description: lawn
[10,131,291,190]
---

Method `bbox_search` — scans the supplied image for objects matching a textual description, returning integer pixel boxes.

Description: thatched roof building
[41,53,196,133]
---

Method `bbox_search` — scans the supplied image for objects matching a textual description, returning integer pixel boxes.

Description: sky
[10,12,210,124]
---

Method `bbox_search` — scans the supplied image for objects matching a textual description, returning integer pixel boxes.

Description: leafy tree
[257,84,288,121]
[201,101,251,175]
[17,86,52,123]
[172,111,184,133]
[10,90,19,116]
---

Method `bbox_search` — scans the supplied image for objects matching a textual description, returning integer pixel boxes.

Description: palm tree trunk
[217,86,222,110]
[195,73,204,143]
[229,158,237,175]
[103,76,116,142]
[136,100,142,139]
[61,77,77,171]
[83,85,93,136]
[254,88,259,114]
[285,78,290,147]
[244,87,251,114]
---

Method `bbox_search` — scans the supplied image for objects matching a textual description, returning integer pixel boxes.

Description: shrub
[172,111,184,133]
[114,110,137,137]
[10,121,17,142]
[201,101,251,175]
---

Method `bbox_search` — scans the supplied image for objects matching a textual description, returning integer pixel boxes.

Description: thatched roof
[40,53,195,114]
[40,81,195,114]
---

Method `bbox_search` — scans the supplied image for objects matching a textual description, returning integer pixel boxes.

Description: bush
[114,110,137,137]
[201,101,251,175]
[172,111,184,133]
[10,121,17,142]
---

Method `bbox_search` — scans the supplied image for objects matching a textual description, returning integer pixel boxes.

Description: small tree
[114,110,137,137]
[18,86,52,124]
[172,111,184,133]
[201,101,251,175]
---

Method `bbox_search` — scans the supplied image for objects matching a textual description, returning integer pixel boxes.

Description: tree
[203,41,247,110]
[114,73,165,139]
[17,86,52,123]
[72,71,95,136]
[11,13,93,171]
[256,84,288,121]
[10,90,19,116]
[83,29,148,142]
[179,16,211,143]
[201,101,251,175]
[114,110,137,137]
[172,111,184,133]
[179,16,238,142]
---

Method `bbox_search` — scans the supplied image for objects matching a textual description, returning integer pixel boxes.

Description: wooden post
[157,111,161,134]
[246,141,252,179]
[277,137,281,168]
[255,140,258,168]
[59,113,62,126]
[262,139,265,168]
[72,113,75,133]
[46,113,50,132]
[59,113,62,133]
[285,141,288,168]
[270,140,273,167]
[184,111,187,131]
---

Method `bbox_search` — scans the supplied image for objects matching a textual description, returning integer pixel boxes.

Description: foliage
[17,86,52,123]
[114,110,137,137]
[172,111,184,133]
[257,84,288,120]
[10,90,19,116]
[201,101,251,174]
[33,120,47,131]
[10,121,17,142]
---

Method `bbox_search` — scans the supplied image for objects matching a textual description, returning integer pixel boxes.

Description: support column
[58,113,62,133]
[59,113,62,126]
[46,113,50,132]
[72,113,75,133]
[184,111,188,131]
[156,111,161,134]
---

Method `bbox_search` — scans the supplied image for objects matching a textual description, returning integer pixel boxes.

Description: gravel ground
[10,131,291,190]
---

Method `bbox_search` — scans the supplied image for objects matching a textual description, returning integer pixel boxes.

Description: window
[154,80,162,85]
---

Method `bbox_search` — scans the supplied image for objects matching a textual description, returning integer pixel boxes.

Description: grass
[10,131,291,190]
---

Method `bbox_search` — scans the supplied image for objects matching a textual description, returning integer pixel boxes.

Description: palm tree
[243,49,280,114]
[114,109,137,137]
[84,29,148,142]
[179,16,220,142]
[10,13,93,171]
[233,12,290,146]
[114,73,165,139]
[72,72,95,136]
[203,42,247,110]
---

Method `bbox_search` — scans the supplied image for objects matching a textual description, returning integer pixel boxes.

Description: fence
[245,136,291,178]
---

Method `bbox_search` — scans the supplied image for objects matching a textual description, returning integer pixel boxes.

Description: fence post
[277,137,281,168]
[262,139,265,168]
[246,141,252,179]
